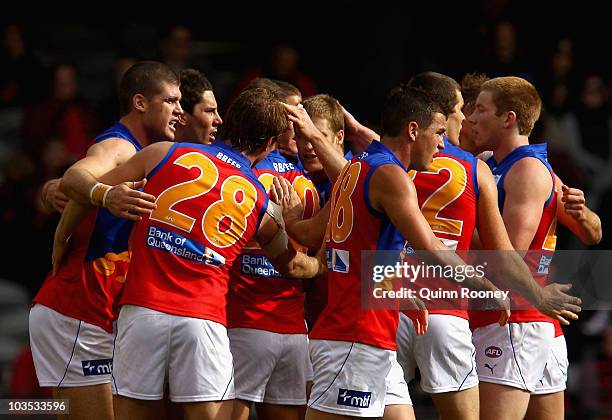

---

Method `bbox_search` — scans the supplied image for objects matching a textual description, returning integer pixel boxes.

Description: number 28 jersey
[121,141,269,326]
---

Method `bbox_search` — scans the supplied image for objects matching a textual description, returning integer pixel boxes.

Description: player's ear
[335,129,344,146]
[133,94,146,113]
[504,110,517,129]
[405,121,418,142]
[265,136,276,152]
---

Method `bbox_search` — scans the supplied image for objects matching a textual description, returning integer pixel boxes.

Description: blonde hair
[302,94,344,133]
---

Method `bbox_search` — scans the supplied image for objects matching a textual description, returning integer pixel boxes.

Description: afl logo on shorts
[485,346,502,358]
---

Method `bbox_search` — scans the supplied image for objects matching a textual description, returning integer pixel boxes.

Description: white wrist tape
[89,182,112,207]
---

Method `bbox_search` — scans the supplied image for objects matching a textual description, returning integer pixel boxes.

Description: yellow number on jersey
[257,173,275,192]
[543,218,558,251]
[292,175,321,219]
[203,175,257,248]
[150,151,258,248]
[150,152,218,232]
[328,162,361,243]
[408,156,467,237]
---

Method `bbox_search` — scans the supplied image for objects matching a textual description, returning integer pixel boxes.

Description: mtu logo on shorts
[82,359,113,376]
[337,388,371,408]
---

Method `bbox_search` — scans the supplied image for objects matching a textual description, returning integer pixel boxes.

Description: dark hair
[408,72,461,117]
[302,94,344,133]
[380,84,443,137]
[118,61,179,117]
[222,88,288,154]
[179,68,213,114]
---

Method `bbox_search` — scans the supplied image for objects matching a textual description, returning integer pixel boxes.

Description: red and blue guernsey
[34,122,142,333]
[309,142,404,350]
[409,137,479,319]
[120,141,269,326]
[227,149,320,333]
[471,143,558,329]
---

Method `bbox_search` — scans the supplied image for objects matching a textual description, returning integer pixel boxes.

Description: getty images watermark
[348,250,612,311]
[370,259,510,301]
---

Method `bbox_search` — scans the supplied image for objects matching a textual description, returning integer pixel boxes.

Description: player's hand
[493,291,511,326]
[282,103,323,144]
[271,177,304,223]
[498,307,511,326]
[538,283,582,325]
[561,185,587,221]
[341,104,361,137]
[104,179,157,222]
[403,297,429,335]
[42,179,69,213]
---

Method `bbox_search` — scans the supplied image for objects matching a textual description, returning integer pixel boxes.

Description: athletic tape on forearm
[261,226,289,258]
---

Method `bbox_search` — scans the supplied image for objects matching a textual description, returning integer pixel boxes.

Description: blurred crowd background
[0,3,610,418]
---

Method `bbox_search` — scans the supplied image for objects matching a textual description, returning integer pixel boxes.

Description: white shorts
[384,358,412,406]
[29,304,115,387]
[532,335,568,395]
[397,313,478,393]
[308,339,410,418]
[229,328,308,405]
[112,305,234,402]
[472,322,554,392]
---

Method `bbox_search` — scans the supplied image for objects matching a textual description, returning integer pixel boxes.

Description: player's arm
[284,103,348,182]
[256,206,326,278]
[92,142,174,220]
[371,165,501,292]
[555,174,602,245]
[341,105,380,153]
[476,160,580,323]
[60,138,140,203]
[52,200,89,275]
[270,176,330,249]
[501,158,552,253]
[60,138,156,220]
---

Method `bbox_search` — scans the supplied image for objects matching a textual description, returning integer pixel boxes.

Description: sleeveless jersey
[470,143,557,329]
[309,142,405,350]
[120,141,268,326]
[408,138,479,319]
[33,122,141,333]
[301,151,354,328]
[227,149,320,333]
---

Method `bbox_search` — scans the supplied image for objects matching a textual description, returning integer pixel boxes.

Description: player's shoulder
[507,156,550,179]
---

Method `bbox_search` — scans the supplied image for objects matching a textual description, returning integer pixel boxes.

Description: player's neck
[381,136,412,169]
[119,114,155,147]
[492,134,529,163]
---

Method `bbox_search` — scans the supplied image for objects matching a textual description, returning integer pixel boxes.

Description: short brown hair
[408,72,460,117]
[302,94,344,133]
[461,73,489,109]
[119,61,179,117]
[222,88,288,154]
[272,79,302,102]
[381,85,443,137]
[245,77,283,99]
[481,76,542,136]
